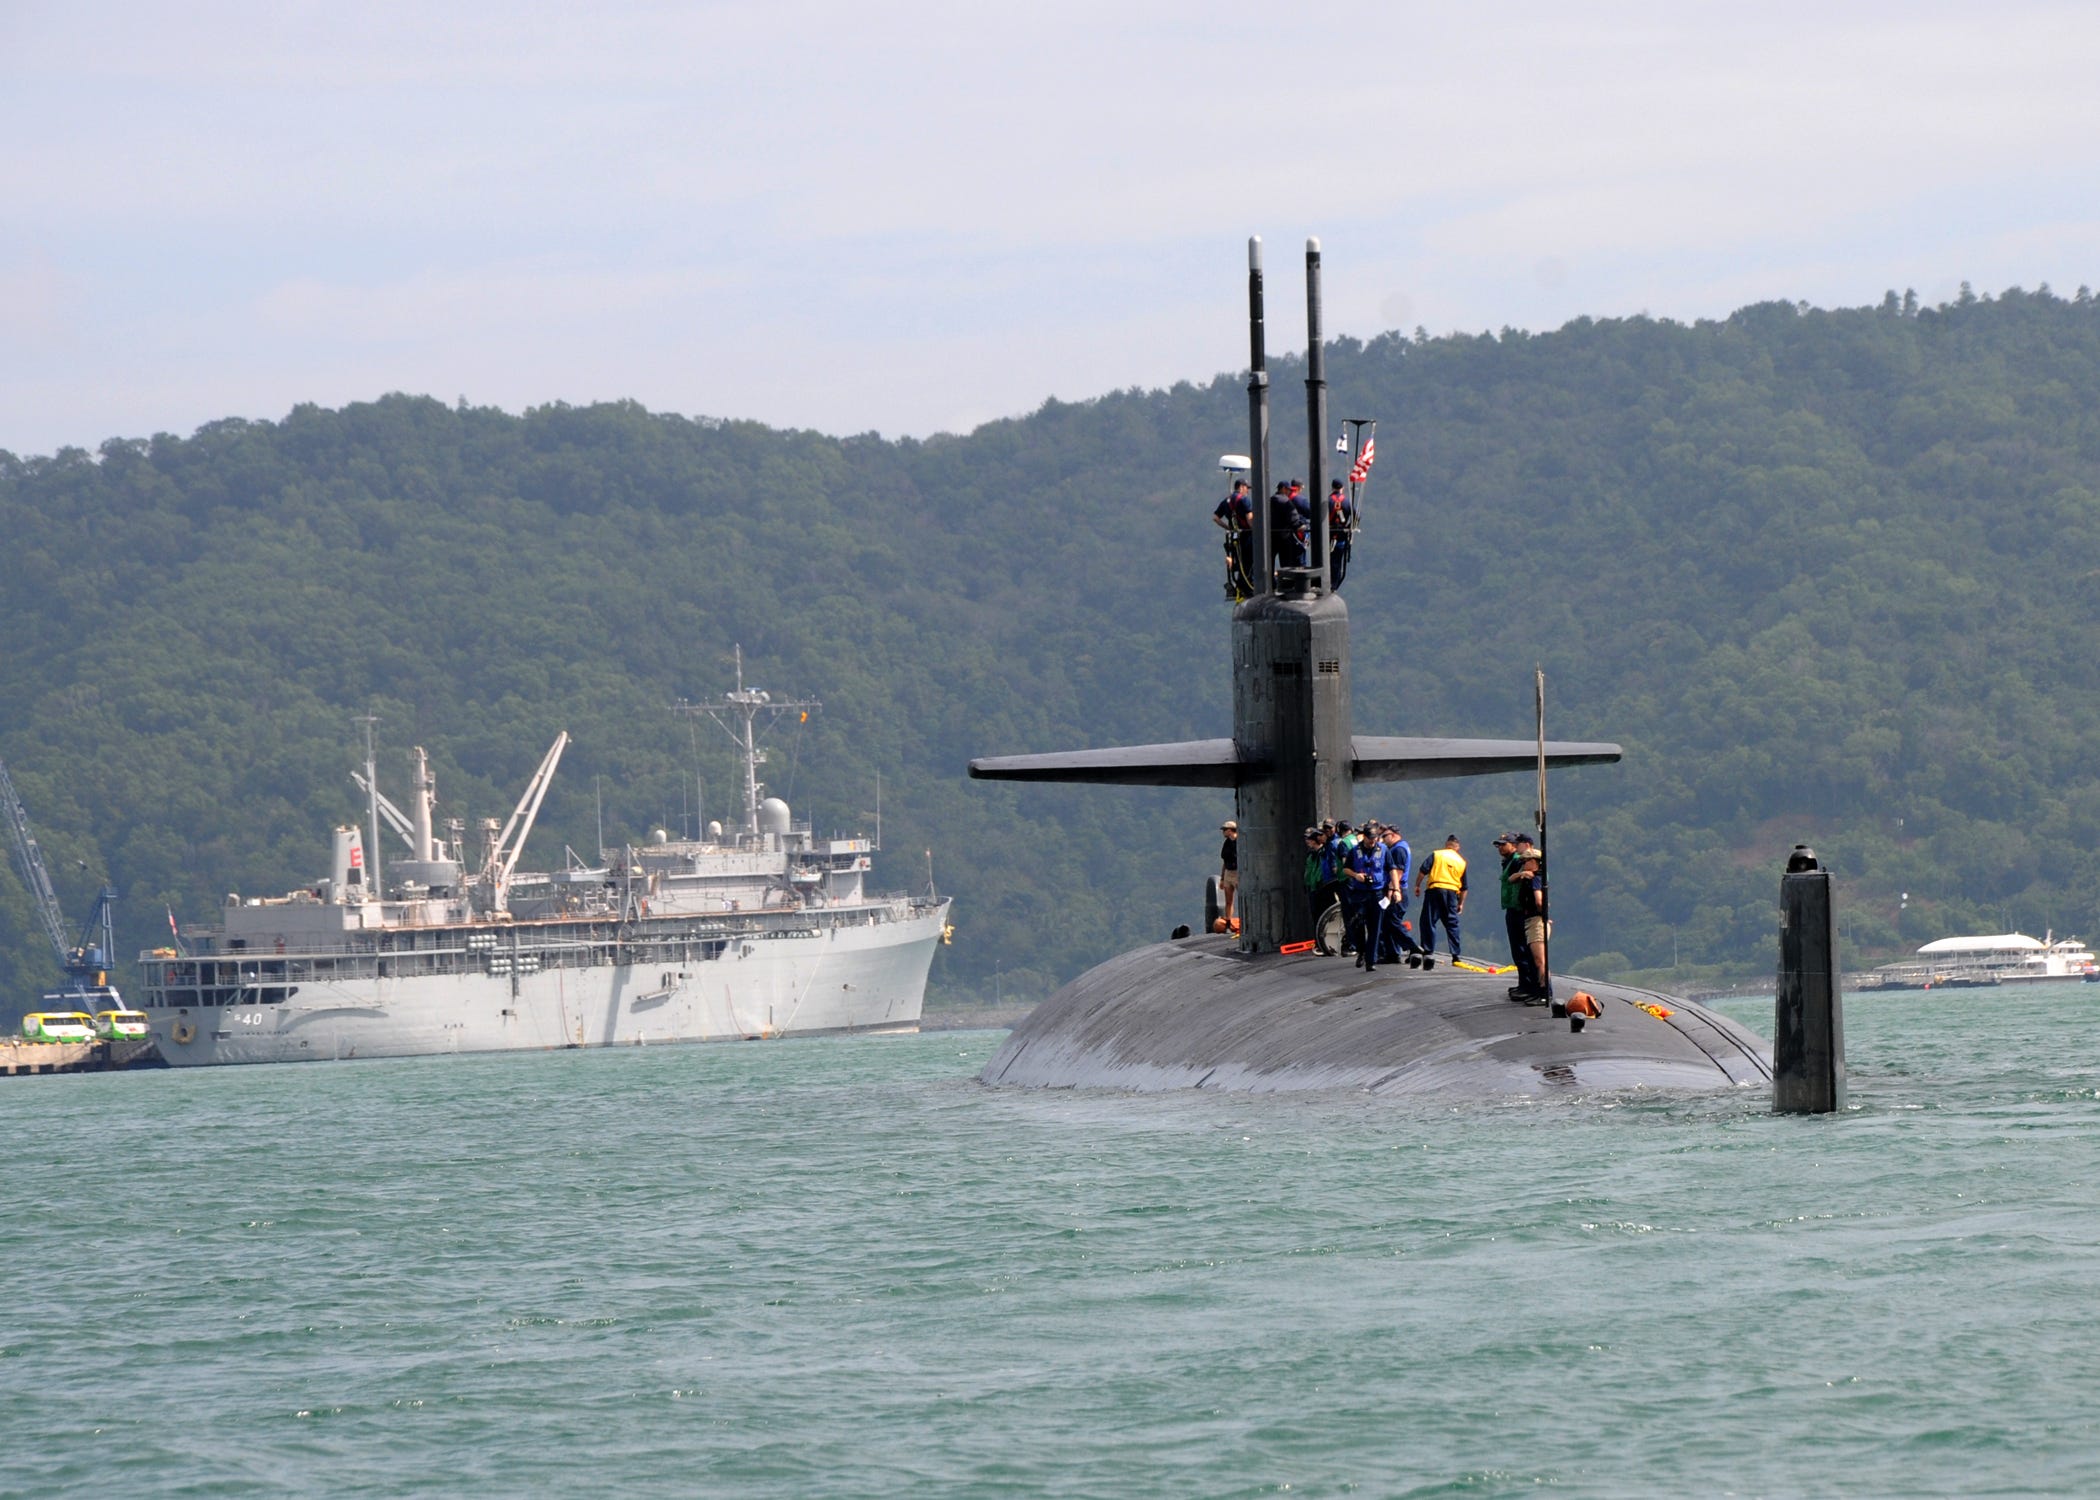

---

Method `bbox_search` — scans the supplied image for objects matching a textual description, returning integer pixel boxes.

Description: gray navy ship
[971,238,1772,1097]
[138,665,951,1065]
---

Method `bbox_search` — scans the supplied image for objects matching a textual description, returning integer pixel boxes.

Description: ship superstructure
[137,672,949,1065]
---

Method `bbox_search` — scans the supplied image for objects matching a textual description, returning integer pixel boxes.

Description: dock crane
[0,756,122,1005]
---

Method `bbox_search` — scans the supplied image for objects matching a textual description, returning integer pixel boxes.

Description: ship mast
[674,645,820,839]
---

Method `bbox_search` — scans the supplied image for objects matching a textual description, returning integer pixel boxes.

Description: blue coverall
[1342,839,1386,970]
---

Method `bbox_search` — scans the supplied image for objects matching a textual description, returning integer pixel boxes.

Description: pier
[1,1037,165,1077]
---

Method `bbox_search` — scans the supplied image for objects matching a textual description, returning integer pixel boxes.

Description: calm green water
[6,985,2098,1497]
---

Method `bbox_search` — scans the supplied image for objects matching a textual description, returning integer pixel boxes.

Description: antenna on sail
[1246,235,1271,594]
[1305,236,1331,597]
[1536,665,1550,990]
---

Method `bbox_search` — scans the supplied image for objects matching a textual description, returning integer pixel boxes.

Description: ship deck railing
[137,895,941,1006]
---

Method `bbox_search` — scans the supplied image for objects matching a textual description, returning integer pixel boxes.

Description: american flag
[1348,437,1376,485]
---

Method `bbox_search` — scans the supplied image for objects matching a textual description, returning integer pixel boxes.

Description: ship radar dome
[759,797,792,836]
[650,828,669,845]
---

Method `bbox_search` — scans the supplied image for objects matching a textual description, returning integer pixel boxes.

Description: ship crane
[349,770,420,851]
[481,732,569,911]
[0,756,119,999]
[354,746,469,870]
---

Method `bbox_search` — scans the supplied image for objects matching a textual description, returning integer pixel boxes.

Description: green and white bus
[21,1012,96,1043]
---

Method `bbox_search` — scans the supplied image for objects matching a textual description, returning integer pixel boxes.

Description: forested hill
[5,284,2100,1009]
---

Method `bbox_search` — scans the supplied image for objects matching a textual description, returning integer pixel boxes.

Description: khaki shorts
[1523,915,1547,944]
[1221,872,1239,895]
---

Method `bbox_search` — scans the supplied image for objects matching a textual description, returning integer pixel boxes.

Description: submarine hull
[981,935,1771,1096]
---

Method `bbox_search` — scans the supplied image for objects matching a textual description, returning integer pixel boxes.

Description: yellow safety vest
[1423,849,1466,892]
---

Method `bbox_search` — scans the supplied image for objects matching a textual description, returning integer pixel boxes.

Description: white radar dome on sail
[759,798,792,836]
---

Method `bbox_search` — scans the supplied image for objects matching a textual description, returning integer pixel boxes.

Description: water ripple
[4,991,2099,1495]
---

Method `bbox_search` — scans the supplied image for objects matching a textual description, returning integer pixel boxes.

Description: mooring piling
[1775,844,1846,1113]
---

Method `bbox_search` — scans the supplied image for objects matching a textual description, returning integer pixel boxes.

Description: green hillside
[4,283,2099,1009]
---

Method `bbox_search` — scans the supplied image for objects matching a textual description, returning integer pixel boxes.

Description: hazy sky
[4,1,2097,456]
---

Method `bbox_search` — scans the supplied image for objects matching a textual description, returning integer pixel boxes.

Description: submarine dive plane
[969,238,1772,1096]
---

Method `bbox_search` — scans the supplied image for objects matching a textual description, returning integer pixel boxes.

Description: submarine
[970,238,1773,1096]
